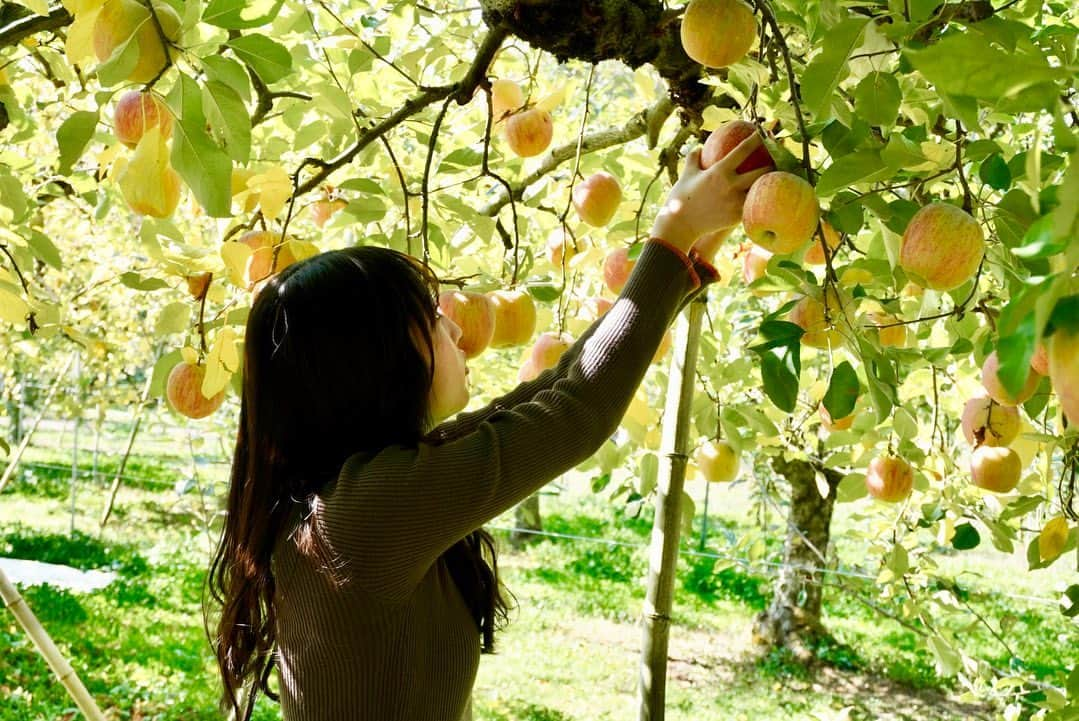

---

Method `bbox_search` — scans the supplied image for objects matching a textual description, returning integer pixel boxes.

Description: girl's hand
[650,134,770,253]
[691,227,734,267]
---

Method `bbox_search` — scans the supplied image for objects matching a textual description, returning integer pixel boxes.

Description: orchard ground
[0,410,1074,721]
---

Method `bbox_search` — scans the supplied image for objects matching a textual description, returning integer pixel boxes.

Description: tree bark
[753,455,842,660]
[510,493,543,548]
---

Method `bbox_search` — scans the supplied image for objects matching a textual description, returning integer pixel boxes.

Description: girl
[208,135,767,721]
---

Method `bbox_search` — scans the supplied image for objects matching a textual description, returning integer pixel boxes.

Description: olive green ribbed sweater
[271,239,718,721]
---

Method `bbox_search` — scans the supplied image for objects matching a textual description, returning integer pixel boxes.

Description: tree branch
[0,6,71,50]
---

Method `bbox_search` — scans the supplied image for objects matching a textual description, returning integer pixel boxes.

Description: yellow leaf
[701,106,738,132]
[0,284,29,325]
[249,166,292,220]
[289,239,319,263]
[220,241,251,288]
[203,327,237,397]
[1038,516,1069,563]
[64,5,102,64]
[534,87,564,113]
[180,346,198,365]
[117,126,182,218]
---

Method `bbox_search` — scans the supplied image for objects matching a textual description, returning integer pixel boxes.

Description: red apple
[961,395,1020,447]
[971,445,1022,493]
[981,351,1040,407]
[438,290,496,359]
[1048,325,1079,425]
[239,230,297,290]
[701,120,774,174]
[573,171,622,227]
[166,362,225,419]
[519,331,573,381]
[742,171,820,255]
[899,202,984,291]
[603,247,636,295]
[695,439,740,482]
[487,289,537,348]
[503,107,553,157]
[804,221,841,266]
[1030,343,1049,376]
[114,90,172,148]
[741,244,772,291]
[546,228,582,267]
[865,456,913,503]
[93,0,182,84]
[581,296,614,321]
[680,0,757,68]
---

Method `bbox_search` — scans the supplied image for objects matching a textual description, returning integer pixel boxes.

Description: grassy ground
[0,438,1075,721]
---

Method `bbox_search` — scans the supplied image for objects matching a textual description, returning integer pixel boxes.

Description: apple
[804,221,841,266]
[819,403,854,432]
[700,119,774,174]
[487,289,537,348]
[695,439,739,483]
[865,456,913,503]
[898,202,984,291]
[166,362,225,419]
[971,445,1022,493]
[546,228,582,267]
[1030,343,1049,376]
[742,171,820,254]
[741,244,772,291]
[503,107,553,157]
[490,78,524,120]
[603,247,636,295]
[1048,324,1079,425]
[438,290,496,359]
[789,286,848,349]
[311,198,347,228]
[573,171,622,227]
[869,312,907,348]
[114,90,172,148]
[239,230,298,290]
[680,0,757,68]
[185,272,212,300]
[981,351,1040,407]
[961,395,1020,447]
[581,296,614,321]
[93,0,182,84]
[519,331,573,381]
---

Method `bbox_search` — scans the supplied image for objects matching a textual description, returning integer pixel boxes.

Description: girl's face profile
[428,309,470,422]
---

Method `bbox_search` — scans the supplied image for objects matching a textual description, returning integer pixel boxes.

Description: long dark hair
[206,246,512,717]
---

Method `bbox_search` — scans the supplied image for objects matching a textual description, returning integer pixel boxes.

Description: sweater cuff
[688,249,721,287]
[645,237,701,290]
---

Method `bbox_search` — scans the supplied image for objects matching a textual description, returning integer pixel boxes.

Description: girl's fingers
[681,148,704,178]
[730,166,771,190]
[715,132,764,174]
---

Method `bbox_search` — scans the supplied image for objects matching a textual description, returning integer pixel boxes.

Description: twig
[421,95,456,264]
[0,6,72,49]
[0,242,38,334]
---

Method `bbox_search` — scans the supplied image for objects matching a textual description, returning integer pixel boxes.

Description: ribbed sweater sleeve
[318,239,718,599]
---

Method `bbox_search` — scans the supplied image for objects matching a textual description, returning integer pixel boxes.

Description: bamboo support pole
[0,566,107,721]
[0,354,77,495]
[638,297,706,721]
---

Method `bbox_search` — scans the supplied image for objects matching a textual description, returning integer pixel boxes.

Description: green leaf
[881,135,928,171]
[1061,584,1079,618]
[951,522,981,550]
[154,301,190,336]
[893,406,918,440]
[95,30,141,88]
[928,634,962,677]
[0,172,27,221]
[866,365,894,423]
[203,80,251,163]
[750,320,805,352]
[817,150,891,196]
[227,34,293,85]
[56,111,99,176]
[1012,214,1065,259]
[978,154,1012,191]
[997,316,1037,397]
[167,74,233,217]
[801,17,871,121]
[853,72,902,127]
[27,230,63,270]
[1047,295,1079,335]
[823,361,859,420]
[905,32,1067,111]
[120,272,170,291]
[0,436,8,456]
[527,284,561,303]
[203,0,285,29]
[200,56,252,103]
[760,350,799,413]
[637,453,658,497]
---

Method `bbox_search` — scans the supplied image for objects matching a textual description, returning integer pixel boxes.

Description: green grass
[0,451,1074,721]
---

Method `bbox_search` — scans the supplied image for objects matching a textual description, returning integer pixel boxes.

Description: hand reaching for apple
[650,134,769,254]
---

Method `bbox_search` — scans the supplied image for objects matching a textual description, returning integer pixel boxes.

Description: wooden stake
[638,297,705,721]
[0,566,107,721]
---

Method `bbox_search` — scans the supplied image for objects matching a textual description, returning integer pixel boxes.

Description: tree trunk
[753,455,842,660]
[510,494,542,549]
